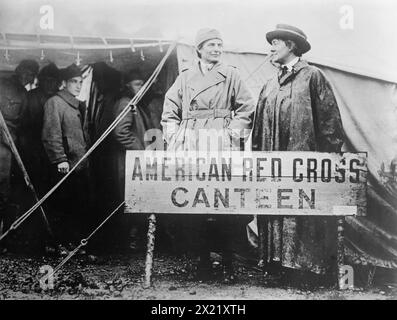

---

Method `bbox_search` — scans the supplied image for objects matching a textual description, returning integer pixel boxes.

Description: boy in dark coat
[42,63,91,253]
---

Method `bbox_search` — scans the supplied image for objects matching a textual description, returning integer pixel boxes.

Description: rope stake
[45,201,125,281]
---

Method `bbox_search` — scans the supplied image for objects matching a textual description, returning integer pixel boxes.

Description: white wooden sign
[124,151,367,216]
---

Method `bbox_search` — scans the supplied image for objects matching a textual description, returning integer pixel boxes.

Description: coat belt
[182,109,231,120]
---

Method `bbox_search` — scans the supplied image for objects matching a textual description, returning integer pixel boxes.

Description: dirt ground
[0,252,396,300]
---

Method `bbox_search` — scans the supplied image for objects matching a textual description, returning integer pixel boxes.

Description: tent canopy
[0,0,396,83]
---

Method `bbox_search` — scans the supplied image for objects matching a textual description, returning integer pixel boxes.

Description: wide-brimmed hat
[266,24,311,54]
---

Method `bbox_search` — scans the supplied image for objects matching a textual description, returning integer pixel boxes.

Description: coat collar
[57,89,80,109]
[278,59,309,85]
[187,61,227,102]
[281,56,300,72]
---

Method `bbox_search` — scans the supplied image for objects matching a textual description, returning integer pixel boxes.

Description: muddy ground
[0,252,396,300]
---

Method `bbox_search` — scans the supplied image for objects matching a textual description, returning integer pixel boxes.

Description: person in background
[19,63,62,254]
[24,63,61,191]
[252,24,345,284]
[42,63,92,256]
[88,62,123,254]
[141,79,164,131]
[113,69,154,252]
[0,59,39,254]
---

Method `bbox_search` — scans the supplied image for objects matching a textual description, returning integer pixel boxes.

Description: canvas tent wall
[0,33,396,269]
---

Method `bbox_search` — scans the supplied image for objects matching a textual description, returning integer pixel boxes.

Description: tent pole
[143,213,156,288]
[257,215,268,271]
[337,217,345,290]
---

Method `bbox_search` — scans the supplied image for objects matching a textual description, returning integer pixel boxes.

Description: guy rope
[44,201,125,282]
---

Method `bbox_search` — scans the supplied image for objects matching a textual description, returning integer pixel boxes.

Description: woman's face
[198,39,223,64]
[270,38,291,65]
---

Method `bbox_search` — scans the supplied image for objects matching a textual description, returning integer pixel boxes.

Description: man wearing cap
[0,59,39,254]
[42,63,91,254]
[161,28,255,282]
[114,69,152,152]
[109,69,153,252]
[252,24,345,281]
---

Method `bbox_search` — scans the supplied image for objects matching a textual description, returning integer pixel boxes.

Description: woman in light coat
[161,28,255,282]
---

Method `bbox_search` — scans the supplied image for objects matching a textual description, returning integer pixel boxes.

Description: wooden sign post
[125,151,367,289]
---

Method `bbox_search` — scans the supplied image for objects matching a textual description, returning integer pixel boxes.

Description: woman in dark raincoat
[252,24,345,279]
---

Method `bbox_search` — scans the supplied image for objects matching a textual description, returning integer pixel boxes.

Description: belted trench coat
[161,62,255,151]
